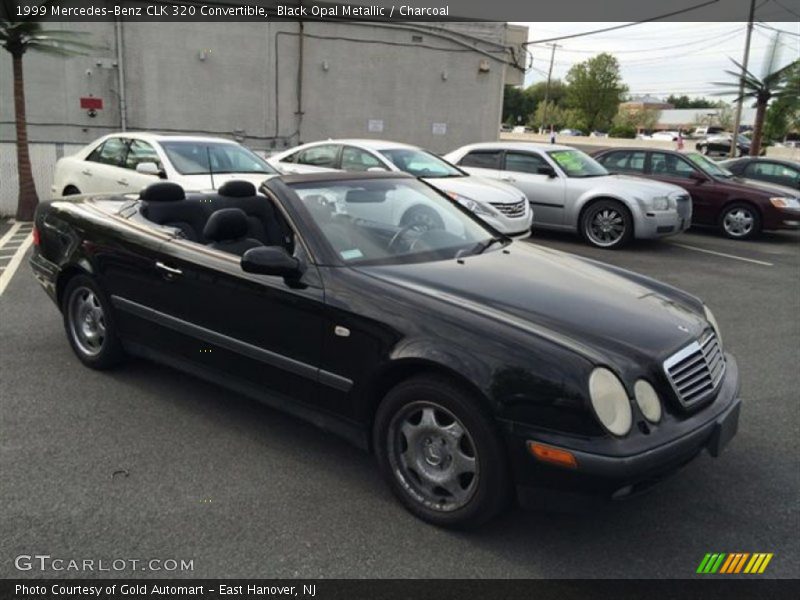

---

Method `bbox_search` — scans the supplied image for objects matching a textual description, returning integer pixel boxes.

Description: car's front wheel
[720,203,760,240]
[62,274,126,369]
[374,376,511,528]
[699,145,709,155]
[581,200,633,249]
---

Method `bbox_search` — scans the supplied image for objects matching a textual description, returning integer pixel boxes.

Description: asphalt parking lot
[1,222,798,579]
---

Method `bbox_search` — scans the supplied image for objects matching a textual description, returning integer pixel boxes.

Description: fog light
[527,442,578,469]
[634,379,662,423]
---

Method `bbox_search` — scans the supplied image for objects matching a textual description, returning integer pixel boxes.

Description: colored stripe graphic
[700,553,774,574]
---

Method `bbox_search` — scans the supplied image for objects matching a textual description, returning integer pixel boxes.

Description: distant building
[656,108,756,131]
[620,95,674,111]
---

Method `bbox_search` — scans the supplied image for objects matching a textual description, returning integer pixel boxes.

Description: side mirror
[689,171,707,183]
[241,246,304,278]
[537,165,557,178]
[136,162,165,178]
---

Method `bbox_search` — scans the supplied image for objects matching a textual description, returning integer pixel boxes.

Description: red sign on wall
[80,97,103,110]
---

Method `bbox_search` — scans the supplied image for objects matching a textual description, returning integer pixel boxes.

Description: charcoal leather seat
[203,208,263,255]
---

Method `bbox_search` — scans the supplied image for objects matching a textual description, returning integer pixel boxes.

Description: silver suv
[444,143,692,249]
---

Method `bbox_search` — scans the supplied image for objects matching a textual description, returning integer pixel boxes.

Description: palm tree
[714,34,799,157]
[1,3,94,221]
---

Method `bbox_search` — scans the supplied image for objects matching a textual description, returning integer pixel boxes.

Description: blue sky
[512,21,800,100]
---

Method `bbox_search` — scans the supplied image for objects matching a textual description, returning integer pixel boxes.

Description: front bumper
[510,354,741,511]
[481,209,534,237]
[634,209,690,239]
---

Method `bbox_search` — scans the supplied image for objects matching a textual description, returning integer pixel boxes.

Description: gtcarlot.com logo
[697,553,773,574]
[14,554,194,573]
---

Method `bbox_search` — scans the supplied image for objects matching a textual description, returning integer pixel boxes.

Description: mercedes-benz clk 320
[30,172,741,528]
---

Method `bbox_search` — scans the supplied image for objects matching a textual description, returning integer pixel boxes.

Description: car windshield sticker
[340,248,364,260]
[549,151,582,171]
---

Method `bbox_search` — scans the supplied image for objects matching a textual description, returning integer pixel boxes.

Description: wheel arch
[358,357,495,452]
[55,262,96,310]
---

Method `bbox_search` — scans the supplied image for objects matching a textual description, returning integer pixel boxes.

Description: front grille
[663,331,725,408]
[676,194,692,220]
[490,199,527,218]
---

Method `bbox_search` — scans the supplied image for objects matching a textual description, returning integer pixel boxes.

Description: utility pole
[730,0,756,157]
[541,43,561,134]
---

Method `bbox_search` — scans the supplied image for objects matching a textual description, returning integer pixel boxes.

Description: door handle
[81,169,92,176]
[155,262,183,278]
[117,179,129,186]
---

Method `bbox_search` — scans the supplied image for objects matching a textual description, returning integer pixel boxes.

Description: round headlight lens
[634,379,662,423]
[589,368,632,436]
[704,305,723,349]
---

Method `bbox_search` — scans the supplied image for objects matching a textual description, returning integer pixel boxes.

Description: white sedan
[269,139,533,237]
[52,133,279,197]
[444,142,692,249]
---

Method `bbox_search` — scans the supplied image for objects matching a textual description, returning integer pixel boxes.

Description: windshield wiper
[474,236,505,255]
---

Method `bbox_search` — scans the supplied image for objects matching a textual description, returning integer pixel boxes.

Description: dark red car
[593,148,800,240]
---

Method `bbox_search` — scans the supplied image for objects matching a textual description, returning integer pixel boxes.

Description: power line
[523,0,720,45]
[770,0,800,19]
[755,22,800,37]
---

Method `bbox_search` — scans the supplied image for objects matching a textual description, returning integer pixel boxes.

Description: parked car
[559,128,584,136]
[51,133,279,198]
[719,157,800,190]
[500,124,513,133]
[269,140,533,237]
[592,148,800,239]
[30,173,740,527]
[443,143,692,249]
[696,134,764,157]
[649,131,681,142]
[691,126,725,138]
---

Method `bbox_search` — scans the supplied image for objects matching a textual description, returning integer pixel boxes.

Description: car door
[80,137,131,194]
[453,149,503,180]
[648,152,721,225]
[139,214,326,411]
[121,139,163,195]
[501,150,566,226]
[596,150,647,177]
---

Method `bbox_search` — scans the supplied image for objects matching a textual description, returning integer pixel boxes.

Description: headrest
[203,208,249,242]
[139,182,185,202]
[218,180,256,198]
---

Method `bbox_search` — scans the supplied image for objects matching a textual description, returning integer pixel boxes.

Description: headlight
[650,196,670,211]
[769,197,800,209]
[634,380,662,423]
[446,192,493,217]
[589,368,632,436]
[704,305,723,348]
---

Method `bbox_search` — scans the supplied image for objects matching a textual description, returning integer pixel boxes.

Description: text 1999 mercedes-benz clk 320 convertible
[30,172,741,527]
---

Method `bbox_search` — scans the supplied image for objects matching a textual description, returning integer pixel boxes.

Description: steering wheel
[387,224,420,253]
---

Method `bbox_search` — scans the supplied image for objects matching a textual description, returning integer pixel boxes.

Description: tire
[62,274,126,369]
[719,203,761,240]
[63,186,81,196]
[580,199,633,249]
[373,375,511,528]
[400,205,445,231]
[699,145,709,156]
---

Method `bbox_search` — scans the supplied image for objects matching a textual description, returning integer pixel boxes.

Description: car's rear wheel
[62,275,126,369]
[374,376,511,528]
[581,200,632,249]
[720,203,760,240]
[699,145,709,156]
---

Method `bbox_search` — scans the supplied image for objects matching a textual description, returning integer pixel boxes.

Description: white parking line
[0,223,34,297]
[669,242,774,267]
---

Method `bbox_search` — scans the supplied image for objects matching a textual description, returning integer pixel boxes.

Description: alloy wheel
[585,207,626,247]
[722,207,755,238]
[387,401,479,512]
[68,287,107,356]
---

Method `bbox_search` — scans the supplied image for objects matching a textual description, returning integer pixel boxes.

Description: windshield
[547,149,609,177]
[379,148,464,178]
[160,141,277,175]
[288,178,500,265]
[685,152,733,178]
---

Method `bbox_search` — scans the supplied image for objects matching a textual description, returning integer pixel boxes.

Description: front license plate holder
[707,400,740,457]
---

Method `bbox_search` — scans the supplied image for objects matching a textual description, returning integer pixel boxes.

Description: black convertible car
[30,173,741,527]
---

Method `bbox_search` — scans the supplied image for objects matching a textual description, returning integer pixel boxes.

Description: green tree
[502,85,536,125]
[763,65,800,142]
[666,94,716,109]
[565,53,628,132]
[713,34,799,156]
[1,4,94,220]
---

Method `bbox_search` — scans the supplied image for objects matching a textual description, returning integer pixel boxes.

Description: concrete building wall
[0,20,524,214]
